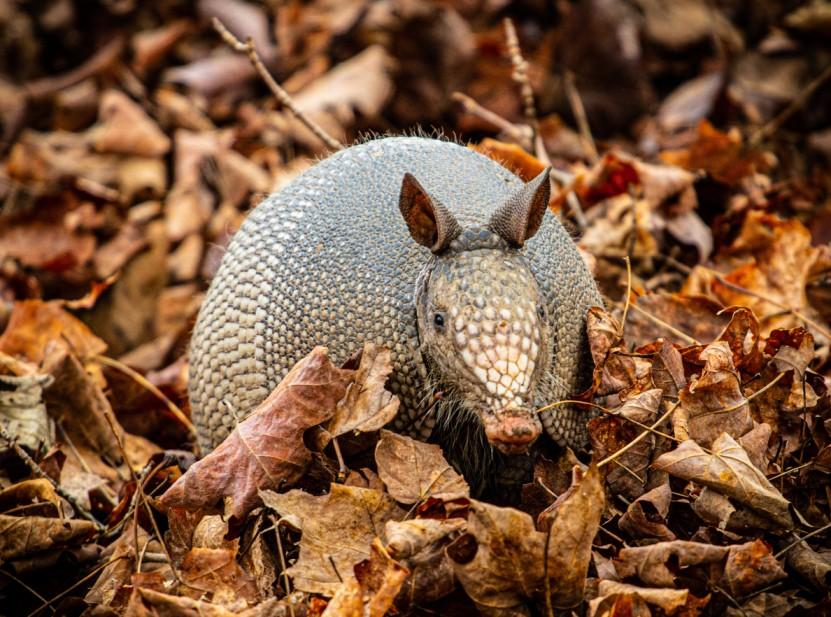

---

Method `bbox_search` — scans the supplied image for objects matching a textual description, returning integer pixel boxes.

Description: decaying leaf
[678,341,755,447]
[618,482,676,541]
[375,430,469,504]
[653,433,794,528]
[0,514,97,561]
[448,464,603,613]
[588,388,661,499]
[587,580,693,617]
[180,547,260,607]
[320,344,400,445]
[260,484,404,596]
[158,347,353,521]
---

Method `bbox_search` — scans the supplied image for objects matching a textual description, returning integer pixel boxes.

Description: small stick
[0,422,104,531]
[451,92,533,148]
[598,401,679,468]
[94,354,198,451]
[503,18,540,146]
[775,521,831,559]
[564,70,599,163]
[751,61,831,145]
[273,517,297,617]
[26,555,128,617]
[697,371,785,418]
[212,17,343,151]
[619,256,633,339]
[549,167,587,231]
[627,302,700,346]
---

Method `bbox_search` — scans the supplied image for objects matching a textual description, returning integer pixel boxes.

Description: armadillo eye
[433,313,445,330]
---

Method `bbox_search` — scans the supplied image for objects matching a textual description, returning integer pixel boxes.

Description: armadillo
[189,137,602,489]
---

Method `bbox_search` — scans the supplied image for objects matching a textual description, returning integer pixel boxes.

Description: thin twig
[751,61,831,145]
[93,354,197,451]
[774,521,831,559]
[697,372,786,418]
[549,167,587,230]
[503,18,539,146]
[628,302,700,345]
[26,555,128,617]
[0,569,53,612]
[451,92,532,148]
[598,401,679,468]
[273,518,297,617]
[212,17,343,151]
[563,70,599,163]
[620,256,633,338]
[543,523,554,617]
[768,460,813,481]
[0,422,105,531]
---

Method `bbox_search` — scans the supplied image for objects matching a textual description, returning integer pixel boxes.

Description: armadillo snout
[481,405,542,454]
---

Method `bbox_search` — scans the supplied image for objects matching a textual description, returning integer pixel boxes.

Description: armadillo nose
[482,407,542,455]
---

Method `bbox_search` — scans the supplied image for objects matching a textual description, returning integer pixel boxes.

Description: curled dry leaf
[158,347,355,522]
[126,587,285,617]
[679,341,754,447]
[260,484,405,597]
[375,430,469,504]
[180,547,259,607]
[348,538,409,617]
[723,538,787,596]
[0,514,97,561]
[0,352,53,454]
[448,464,603,613]
[584,307,652,397]
[653,432,794,528]
[588,388,662,500]
[471,138,547,183]
[588,581,692,617]
[0,300,107,364]
[618,482,676,541]
[386,518,465,606]
[320,345,400,446]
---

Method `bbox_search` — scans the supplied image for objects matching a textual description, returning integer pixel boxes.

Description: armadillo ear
[488,167,552,248]
[399,172,462,253]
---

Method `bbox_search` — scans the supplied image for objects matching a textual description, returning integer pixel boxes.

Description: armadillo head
[399,168,553,455]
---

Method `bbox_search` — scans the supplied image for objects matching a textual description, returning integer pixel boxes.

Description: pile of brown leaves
[1,0,830,615]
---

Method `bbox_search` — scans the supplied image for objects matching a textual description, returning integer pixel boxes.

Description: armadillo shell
[189,137,601,453]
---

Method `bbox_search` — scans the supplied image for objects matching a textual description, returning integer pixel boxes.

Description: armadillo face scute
[189,137,603,480]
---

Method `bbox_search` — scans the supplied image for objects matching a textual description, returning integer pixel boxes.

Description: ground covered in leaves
[1,0,831,615]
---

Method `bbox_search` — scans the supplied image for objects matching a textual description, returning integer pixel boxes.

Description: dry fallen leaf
[653,432,794,528]
[588,388,661,499]
[375,430,469,504]
[448,464,603,613]
[678,341,755,447]
[180,547,260,607]
[260,484,405,596]
[0,514,97,561]
[618,482,676,541]
[158,346,354,522]
[588,580,693,617]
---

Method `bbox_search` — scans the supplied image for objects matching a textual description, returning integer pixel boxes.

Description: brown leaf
[0,220,96,273]
[0,300,107,364]
[127,587,284,617]
[375,430,469,504]
[618,482,676,541]
[660,120,772,186]
[723,539,786,596]
[615,540,731,587]
[0,479,62,518]
[588,389,661,499]
[678,341,754,447]
[470,139,547,182]
[180,547,259,607]
[260,484,404,596]
[322,345,400,443]
[588,581,693,617]
[43,347,125,465]
[0,514,97,561]
[653,433,794,528]
[625,293,728,347]
[584,307,652,397]
[158,347,353,522]
[349,538,409,617]
[449,464,603,612]
[92,90,171,157]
